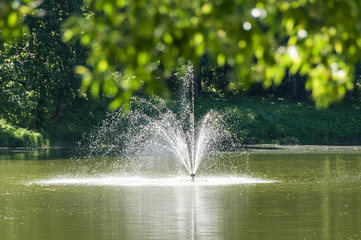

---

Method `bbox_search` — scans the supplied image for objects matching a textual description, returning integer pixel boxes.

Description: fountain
[27,63,275,188]
[80,63,236,181]
[34,67,274,186]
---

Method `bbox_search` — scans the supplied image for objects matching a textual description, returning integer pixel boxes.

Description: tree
[0,0,85,128]
[3,0,361,108]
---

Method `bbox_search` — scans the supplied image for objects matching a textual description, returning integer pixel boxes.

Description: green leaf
[137,52,150,66]
[7,11,18,27]
[97,59,109,72]
[217,54,226,66]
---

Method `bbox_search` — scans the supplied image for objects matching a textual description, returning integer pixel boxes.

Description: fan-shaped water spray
[80,64,236,180]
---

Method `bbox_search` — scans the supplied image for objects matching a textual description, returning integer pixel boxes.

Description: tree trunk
[53,103,61,122]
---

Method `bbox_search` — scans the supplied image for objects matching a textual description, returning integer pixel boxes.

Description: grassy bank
[2,95,361,147]
[196,95,361,145]
[0,119,49,147]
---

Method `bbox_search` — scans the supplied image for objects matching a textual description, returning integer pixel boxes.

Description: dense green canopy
[2,0,361,108]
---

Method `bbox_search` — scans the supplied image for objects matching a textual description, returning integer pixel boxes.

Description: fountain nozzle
[190,173,195,182]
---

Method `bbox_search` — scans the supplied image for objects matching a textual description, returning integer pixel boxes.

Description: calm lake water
[1,146,361,240]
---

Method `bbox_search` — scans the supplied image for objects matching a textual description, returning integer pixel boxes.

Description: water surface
[1,147,361,240]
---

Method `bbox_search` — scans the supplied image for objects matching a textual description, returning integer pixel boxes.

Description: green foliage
[3,0,361,108]
[196,95,361,145]
[0,0,34,42]
[0,119,48,147]
[45,96,110,145]
[198,54,235,95]
[0,0,85,129]
[2,0,361,147]
[0,0,111,146]
[62,0,361,108]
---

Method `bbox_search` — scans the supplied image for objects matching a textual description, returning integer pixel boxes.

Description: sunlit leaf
[7,11,18,27]
[217,54,225,66]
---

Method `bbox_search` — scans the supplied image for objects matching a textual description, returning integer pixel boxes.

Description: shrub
[0,119,49,147]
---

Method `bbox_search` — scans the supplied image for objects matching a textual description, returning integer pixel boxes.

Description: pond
[1,146,361,240]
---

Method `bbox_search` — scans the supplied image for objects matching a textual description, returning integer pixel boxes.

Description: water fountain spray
[82,62,235,180]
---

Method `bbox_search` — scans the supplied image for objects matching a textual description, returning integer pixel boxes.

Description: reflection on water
[1,148,361,239]
[0,147,75,160]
